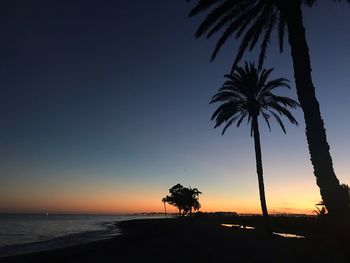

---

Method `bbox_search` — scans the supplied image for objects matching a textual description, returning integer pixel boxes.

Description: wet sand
[1,218,348,262]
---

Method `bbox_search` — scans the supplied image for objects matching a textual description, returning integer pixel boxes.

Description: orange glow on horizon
[0,171,320,215]
[0,193,316,215]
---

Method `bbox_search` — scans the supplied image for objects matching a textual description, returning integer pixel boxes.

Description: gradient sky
[1,1,350,215]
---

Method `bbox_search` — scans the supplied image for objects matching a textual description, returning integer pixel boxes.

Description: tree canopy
[162,184,202,217]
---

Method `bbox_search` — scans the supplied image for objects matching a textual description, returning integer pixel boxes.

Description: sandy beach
[1,217,349,263]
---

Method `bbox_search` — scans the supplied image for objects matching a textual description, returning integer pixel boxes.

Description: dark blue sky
[1,1,350,214]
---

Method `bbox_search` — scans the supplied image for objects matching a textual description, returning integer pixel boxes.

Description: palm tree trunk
[252,116,272,235]
[285,2,349,215]
[163,201,168,219]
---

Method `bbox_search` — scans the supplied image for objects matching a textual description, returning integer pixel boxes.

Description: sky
[0,1,350,215]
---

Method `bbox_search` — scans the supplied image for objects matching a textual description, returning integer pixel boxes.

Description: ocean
[0,213,163,257]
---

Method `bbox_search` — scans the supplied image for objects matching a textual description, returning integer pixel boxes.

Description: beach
[1,217,349,263]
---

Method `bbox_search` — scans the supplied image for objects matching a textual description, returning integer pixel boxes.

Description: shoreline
[1,217,349,262]
[0,214,165,258]
[0,227,120,258]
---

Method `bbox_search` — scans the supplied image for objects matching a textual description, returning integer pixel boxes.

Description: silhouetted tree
[211,62,299,235]
[162,197,168,218]
[181,187,202,217]
[162,184,202,217]
[162,184,184,216]
[188,0,350,215]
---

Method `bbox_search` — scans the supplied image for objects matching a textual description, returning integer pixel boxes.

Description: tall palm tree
[188,0,350,215]
[211,62,299,234]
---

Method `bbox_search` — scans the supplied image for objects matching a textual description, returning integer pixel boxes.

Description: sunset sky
[1,1,350,215]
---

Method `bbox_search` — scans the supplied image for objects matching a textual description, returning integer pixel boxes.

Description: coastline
[0,227,120,258]
[1,217,348,262]
[0,214,165,258]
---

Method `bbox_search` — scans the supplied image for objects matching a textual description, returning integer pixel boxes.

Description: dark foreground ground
[2,217,350,263]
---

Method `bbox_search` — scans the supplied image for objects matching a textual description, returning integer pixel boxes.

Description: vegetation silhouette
[162,184,202,217]
[188,0,350,215]
[210,62,299,235]
[314,201,328,217]
[314,185,349,216]
[161,197,168,218]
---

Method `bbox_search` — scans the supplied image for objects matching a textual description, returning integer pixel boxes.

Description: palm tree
[211,62,299,234]
[182,187,202,217]
[189,0,350,215]
[162,197,168,218]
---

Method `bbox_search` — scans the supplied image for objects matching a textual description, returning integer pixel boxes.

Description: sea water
[0,214,162,257]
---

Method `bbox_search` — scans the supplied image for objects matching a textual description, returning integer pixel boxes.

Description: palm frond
[210,90,245,103]
[256,67,274,93]
[259,78,290,95]
[211,102,242,128]
[269,95,300,108]
[236,111,247,128]
[222,116,238,135]
[278,13,286,52]
[189,0,286,70]
[247,4,272,52]
[261,111,271,131]
[258,13,275,70]
[189,0,222,17]
[268,102,299,125]
[206,2,251,38]
[194,1,237,38]
[228,2,270,67]
[269,110,287,133]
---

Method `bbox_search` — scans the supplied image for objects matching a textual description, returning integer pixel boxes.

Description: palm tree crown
[189,0,348,71]
[211,62,299,134]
